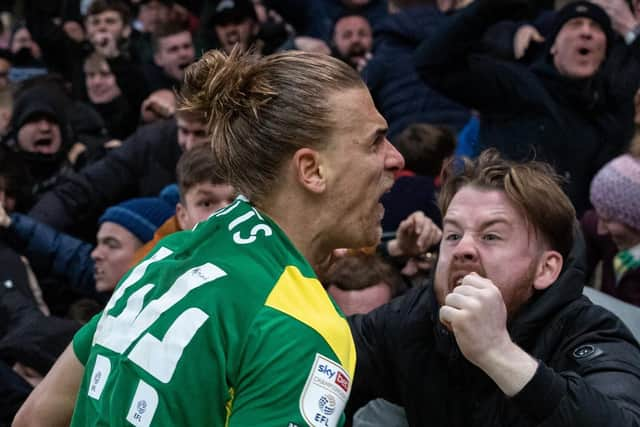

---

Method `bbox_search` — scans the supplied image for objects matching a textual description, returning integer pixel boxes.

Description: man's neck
[257,192,331,269]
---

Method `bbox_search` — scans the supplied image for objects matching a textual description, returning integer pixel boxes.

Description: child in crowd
[130,144,236,265]
[582,153,640,307]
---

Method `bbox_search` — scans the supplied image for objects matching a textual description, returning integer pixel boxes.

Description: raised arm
[28,119,180,233]
[440,272,640,426]
[345,287,430,417]
[1,209,96,297]
[415,0,539,114]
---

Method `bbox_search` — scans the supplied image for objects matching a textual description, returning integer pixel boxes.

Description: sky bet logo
[335,372,349,392]
[318,364,336,379]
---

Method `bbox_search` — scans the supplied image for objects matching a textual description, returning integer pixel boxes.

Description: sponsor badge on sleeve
[299,353,351,427]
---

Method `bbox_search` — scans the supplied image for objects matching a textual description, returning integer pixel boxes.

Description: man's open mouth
[349,45,367,58]
[452,273,468,287]
[34,138,52,148]
[578,47,591,56]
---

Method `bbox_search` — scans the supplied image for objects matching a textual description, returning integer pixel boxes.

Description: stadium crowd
[0,0,639,425]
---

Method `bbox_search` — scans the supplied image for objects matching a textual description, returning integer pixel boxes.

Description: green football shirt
[71,197,356,427]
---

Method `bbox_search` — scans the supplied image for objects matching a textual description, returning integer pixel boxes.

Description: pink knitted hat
[590,154,640,230]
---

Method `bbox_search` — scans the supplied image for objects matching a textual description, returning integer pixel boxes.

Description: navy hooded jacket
[362,6,470,141]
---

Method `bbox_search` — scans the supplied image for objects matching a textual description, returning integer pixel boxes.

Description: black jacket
[28,119,182,238]
[362,6,470,140]
[74,55,149,141]
[24,0,144,84]
[1,83,98,213]
[415,1,638,215]
[142,62,182,93]
[348,239,640,426]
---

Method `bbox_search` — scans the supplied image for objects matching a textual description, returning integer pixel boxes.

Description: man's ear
[550,41,557,56]
[176,202,189,230]
[153,51,163,67]
[292,147,326,194]
[533,250,563,291]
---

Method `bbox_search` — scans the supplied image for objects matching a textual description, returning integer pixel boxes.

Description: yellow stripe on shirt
[265,266,356,377]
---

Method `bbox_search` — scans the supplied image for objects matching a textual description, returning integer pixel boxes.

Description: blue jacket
[3,213,98,299]
[362,6,470,141]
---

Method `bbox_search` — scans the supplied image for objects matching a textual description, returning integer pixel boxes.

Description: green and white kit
[71,197,356,427]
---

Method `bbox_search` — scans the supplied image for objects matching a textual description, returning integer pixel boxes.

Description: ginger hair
[439,149,576,259]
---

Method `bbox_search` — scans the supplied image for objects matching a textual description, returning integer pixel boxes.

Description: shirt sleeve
[72,313,101,365]
[227,307,352,427]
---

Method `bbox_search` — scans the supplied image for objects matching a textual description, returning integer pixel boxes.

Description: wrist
[478,340,538,397]
[386,239,403,257]
[474,332,513,368]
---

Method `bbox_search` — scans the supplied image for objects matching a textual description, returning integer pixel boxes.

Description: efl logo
[335,372,349,392]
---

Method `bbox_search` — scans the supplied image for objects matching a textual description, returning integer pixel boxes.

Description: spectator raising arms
[417,0,640,215]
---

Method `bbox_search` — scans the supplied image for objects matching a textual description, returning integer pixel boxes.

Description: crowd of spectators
[0,0,639,425]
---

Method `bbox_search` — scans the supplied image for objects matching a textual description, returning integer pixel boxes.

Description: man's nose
[184,134,197,150]
[384,139,405,171]
[579,22,595,37]
[91,244,106,261]
[451,233,478,262]
[37,118,53,129]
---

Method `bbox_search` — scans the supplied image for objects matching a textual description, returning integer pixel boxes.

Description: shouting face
[551,17,606,79]
[17,115,62,155]
[333,15,372,68]
[154,31,195,82]
[91,222,143,292]
[435,187,550,318]
[319,87,404,250]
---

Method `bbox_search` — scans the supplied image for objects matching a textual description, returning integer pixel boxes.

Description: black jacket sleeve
[24,0,89,81]
[108,55,150,118]
[346,287,431,417]
[28,119,180,233]
[513,303,640,426]
[346,310,394,415]
[414,0,542,115]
